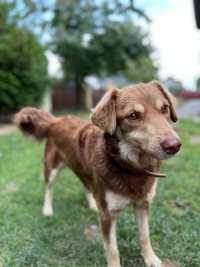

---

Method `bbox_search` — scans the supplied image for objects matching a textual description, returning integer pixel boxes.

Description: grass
[0,114,200,267]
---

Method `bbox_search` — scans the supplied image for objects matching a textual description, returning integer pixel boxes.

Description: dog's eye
[127,112,140,120]
[161,104,169,114]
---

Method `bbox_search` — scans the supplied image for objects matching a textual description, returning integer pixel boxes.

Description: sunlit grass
[0,115,200,267]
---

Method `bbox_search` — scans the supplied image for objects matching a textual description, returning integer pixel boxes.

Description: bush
[0,8,49,116]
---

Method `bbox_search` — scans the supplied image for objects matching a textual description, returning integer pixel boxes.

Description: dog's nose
[161,138,181,155]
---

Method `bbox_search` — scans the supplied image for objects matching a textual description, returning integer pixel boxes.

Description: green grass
[0,117,200,267]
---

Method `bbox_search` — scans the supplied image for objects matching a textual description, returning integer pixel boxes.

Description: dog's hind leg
[43,166,60,216]
[42,141,63,216]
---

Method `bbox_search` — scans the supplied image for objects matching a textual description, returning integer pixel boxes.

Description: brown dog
[15,80,181,267]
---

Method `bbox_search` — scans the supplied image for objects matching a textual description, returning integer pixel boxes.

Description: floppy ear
[150,80,178,122]
[91,89,117,135]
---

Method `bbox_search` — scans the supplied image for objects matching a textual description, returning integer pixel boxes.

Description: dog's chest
[106,191,131,214]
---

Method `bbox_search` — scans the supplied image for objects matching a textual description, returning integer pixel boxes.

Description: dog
[15,80,181,267]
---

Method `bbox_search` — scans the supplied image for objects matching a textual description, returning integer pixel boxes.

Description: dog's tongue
[144,168,166,178]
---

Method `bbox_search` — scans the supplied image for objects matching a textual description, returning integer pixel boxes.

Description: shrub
[0,9,49,116]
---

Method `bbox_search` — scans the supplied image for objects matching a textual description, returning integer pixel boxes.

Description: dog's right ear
[91,89,118,135]
[150,80,178,122]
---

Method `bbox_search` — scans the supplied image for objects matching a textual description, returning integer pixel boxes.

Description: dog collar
[143,169,166,178]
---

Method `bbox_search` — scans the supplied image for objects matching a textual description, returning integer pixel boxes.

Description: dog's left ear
[150,80,178,122]
[91,89,118,135]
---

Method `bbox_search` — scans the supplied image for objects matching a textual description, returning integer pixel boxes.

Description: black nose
[161,138,181,155]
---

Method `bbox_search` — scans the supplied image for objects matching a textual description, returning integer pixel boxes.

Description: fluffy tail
[14,107,56,141]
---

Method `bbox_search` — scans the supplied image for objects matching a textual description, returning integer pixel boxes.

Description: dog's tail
[14,107,56,141]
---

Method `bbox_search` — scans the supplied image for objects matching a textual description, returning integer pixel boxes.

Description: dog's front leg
[99,211,121,267]
[86,190,98,211]
[135,202,162,267]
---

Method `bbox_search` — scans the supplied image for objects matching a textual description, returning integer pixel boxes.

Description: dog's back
[48,115,99,180]
[15,108,101,190]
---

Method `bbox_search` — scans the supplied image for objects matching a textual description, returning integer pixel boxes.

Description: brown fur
[15,81,181,267]
[14,107,56,140]
[150,80,178,122]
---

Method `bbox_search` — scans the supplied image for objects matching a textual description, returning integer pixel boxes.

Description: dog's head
[91,80,181,160]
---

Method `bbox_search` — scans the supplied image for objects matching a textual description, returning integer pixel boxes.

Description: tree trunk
[75,76,86,109]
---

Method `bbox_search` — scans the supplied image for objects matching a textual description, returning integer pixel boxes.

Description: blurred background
[0,0,200,123]
[1,1,200,267]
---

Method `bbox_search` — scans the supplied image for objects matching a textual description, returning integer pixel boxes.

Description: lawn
[0,115,200,267]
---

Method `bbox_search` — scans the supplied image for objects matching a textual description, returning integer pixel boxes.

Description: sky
[47,0,200,90]
[147,0,200,89]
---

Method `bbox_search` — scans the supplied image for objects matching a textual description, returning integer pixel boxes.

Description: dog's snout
[161,138,181,155]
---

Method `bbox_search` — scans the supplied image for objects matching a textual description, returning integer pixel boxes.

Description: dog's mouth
[146,137,182,161]
[151,146,181,161]
[126,133,181,161]
[139,142,181,178]
[119,135,181,178]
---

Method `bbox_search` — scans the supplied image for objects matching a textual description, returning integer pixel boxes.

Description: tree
[125,56,158,83]
[0,3,49,116]
[196,77,200,89]
[52,0,156,108]
[0,0,54,35]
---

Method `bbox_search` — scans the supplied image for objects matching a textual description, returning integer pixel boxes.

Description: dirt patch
[0,124,16,136]
[5,181,18,192]
[84,224,100,241]
[190,135,200,144]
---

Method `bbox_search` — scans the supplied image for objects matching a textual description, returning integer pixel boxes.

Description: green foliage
[125,56,158,83]
[0,116,200,267]
[196,77,200,89]
[53,1,157,82]
[0,3,49,115]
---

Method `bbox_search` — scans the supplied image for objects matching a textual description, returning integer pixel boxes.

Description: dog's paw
[42,205,53,217]
[144,254,162,267]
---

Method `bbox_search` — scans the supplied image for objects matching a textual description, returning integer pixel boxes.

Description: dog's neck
[118,140,141,168]
[104,133,163,177]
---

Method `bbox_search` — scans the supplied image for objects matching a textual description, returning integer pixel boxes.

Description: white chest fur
[106,191,131,214]
[118,140,139,166]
